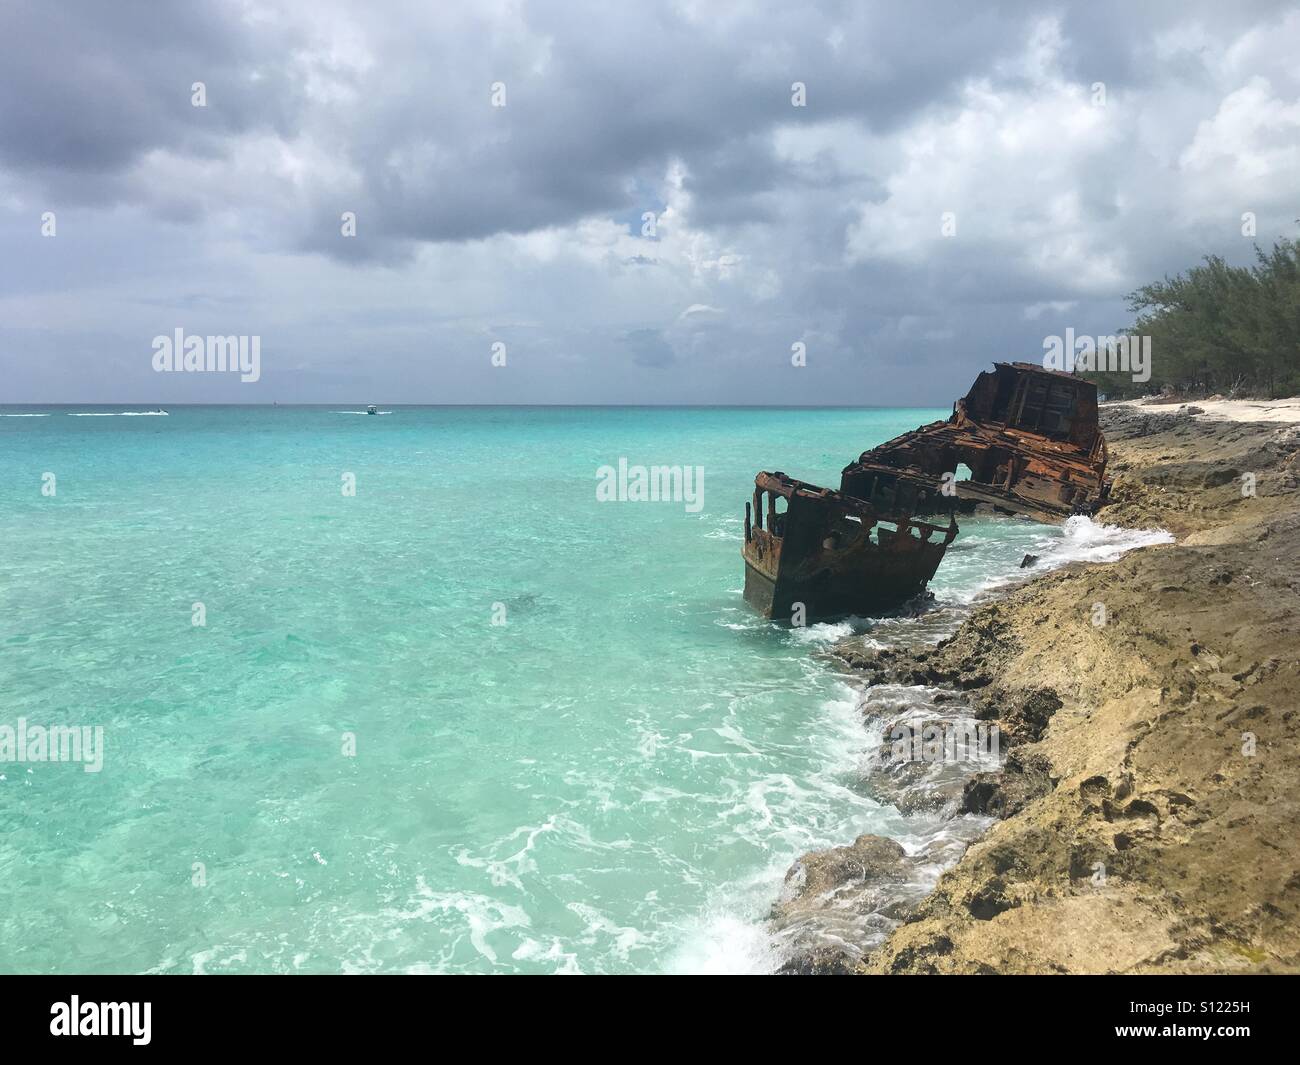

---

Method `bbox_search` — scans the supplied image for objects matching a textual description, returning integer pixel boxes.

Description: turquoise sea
[0,406,1161,973]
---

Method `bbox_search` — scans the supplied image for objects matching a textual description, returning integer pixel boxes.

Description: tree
[1081,235,1300,398]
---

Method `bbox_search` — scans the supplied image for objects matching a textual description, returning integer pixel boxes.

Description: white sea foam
[66,411,168,416]
[454,815,560,890]
[788,618,861,646]
[387,878,532,965]
[566,902,646,962]
[1050,514,1176,563]
[512,937,583,974]
[666,909,782,974]
[0,412,51,417]
[667,684,886,973]
[947,515,1173,605]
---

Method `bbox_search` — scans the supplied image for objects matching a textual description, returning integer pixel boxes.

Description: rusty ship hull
[742,472,957,622]
[841,362,1110,523]
[741,362,1110,623]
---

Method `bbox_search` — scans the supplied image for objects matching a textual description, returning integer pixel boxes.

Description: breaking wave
[1049,514,1176,564]
[946,515,1173,606]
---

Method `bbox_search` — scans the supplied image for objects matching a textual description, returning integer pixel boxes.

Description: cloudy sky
[2,0,1297,404]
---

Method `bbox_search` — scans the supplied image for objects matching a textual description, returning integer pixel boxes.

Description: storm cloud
[1,0,1297,403]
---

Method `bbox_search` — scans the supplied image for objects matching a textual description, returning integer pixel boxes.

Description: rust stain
[742,362,1110,622]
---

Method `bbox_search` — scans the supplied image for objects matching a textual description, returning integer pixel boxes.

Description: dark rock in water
[780,834,909,900]
[1185,405,1205,415]
[861,753,971,816]
[776,946,863,975]
[770,834,918,974]
[1020,553,1039,569]
[857,687,999,816]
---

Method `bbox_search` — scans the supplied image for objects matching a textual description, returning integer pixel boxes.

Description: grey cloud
[1,0,1035,252]
[0,1,304,188]
[2,1,1297,404]
[623,328,676,368]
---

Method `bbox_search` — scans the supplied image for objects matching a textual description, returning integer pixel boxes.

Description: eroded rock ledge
[773,407,1300,974]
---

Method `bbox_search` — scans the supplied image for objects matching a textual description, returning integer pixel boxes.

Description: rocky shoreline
[772,405,1300,974]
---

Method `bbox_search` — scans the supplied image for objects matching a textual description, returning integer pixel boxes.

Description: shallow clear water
[0,406,1165,973]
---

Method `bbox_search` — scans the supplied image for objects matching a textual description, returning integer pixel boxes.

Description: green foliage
[1081,235,1300,398]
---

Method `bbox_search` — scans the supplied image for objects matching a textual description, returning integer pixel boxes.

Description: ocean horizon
[2,403,948,410]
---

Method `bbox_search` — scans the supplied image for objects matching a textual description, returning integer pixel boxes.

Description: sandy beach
[1109,397,1300,424]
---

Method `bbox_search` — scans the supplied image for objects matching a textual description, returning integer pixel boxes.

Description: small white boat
[366,404,378,415]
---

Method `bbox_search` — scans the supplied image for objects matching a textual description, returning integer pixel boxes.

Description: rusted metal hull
[842,363,1110,522]
[741,472,956,622]
[740,362,1110,624]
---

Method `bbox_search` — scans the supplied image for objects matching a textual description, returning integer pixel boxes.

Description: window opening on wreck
[954,462,973,482]
[770,494,788,537]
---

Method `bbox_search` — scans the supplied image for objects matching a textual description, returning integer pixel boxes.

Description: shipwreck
[742,362,1110,622]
